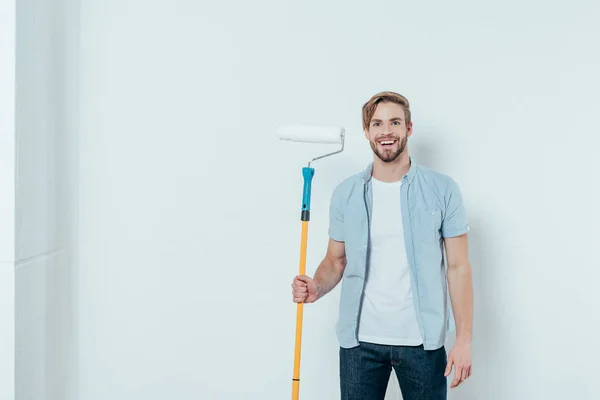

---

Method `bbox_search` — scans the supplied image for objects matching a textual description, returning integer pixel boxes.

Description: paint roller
[276,124,345,400]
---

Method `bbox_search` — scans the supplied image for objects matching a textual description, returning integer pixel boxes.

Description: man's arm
[313,238,347,300]
[292,238,346,303]
[293,184,347,304]
[445,233,473,344]
[444,233,473,387]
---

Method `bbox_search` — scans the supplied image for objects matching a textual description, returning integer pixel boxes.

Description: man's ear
[407,121,413,137]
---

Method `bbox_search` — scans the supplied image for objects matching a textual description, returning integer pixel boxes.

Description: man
[291,91,473,399]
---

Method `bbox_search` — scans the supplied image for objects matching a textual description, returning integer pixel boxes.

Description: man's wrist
[455,334,472,346]
[315,282,324,300]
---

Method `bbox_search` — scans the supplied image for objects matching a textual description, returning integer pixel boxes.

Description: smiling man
[291,91,474,399]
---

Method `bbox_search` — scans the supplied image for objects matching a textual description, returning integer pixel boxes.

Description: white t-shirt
[357,177,423,346]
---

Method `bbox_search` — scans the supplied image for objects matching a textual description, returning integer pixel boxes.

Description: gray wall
[15,0,79,398]
[0,1,16,398]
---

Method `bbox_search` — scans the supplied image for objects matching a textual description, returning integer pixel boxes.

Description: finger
[444,357,453,377]
[292,289,307,299]
[293,294,307,303]
[292,289,307,298]
[450,364,463,388]
[451,370,461,388]
[458,366,466,385]
[291,281,307,289]
[455,366,467,387]
[292,284,307,292]
[294,275,310,284]
[292,286,308,297]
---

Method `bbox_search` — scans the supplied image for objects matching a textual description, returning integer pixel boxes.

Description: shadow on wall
[447,211,495,400]
[410,136,437,169]
[382,214,496,400]
[412,133,499,400]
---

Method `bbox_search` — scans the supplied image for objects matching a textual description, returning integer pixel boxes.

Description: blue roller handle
[301,167,315,215]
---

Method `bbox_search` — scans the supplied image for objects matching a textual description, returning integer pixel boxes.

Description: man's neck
[371,152,411,183]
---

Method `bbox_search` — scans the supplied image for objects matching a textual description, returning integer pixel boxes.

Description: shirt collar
[362,157,418,184]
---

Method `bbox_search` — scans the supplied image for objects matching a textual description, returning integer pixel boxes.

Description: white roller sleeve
[276,124,345,144]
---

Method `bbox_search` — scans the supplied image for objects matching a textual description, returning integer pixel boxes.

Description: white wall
[0,0,16,398]
[78,1,600,399]
[15,0,79,398]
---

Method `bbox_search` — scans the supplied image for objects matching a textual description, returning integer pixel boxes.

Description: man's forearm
[447,262,473,345]
[313,256,345,300]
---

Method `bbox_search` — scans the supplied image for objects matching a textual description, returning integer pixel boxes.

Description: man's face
[365,102,412,163]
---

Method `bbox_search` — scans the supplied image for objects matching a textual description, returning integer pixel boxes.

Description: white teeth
[380,140,394,145]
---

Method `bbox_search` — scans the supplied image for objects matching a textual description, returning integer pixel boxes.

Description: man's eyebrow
[371,117,403,122]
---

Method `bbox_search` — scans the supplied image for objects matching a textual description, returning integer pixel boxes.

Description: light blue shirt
[328,158,470,350]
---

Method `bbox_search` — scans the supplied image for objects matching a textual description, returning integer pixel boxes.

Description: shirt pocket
[414,208,442,243]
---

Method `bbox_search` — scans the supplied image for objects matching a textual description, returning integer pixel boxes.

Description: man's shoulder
[330,169,364,201]
[414,163,460,192]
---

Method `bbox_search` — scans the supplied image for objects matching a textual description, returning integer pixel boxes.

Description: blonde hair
[362,91,411,131]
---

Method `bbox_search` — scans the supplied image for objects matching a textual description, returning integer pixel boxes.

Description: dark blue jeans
[339,341,447,400]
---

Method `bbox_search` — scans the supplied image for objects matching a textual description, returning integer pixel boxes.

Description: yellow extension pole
[292,220,309,400]
[292,166,315,400]
[278,124,343,399]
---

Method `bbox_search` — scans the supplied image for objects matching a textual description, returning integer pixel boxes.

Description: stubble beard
[370,134,408,163]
